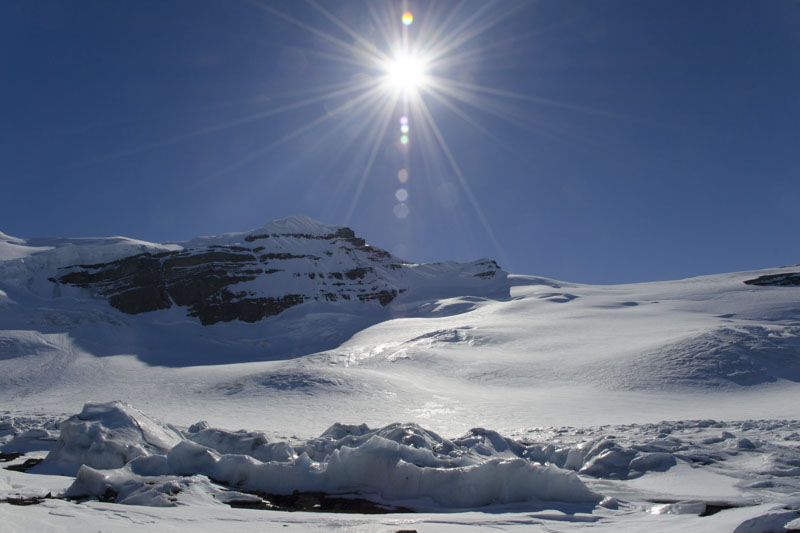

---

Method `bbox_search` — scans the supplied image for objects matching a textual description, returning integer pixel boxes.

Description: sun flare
[212,1,532,264]
[384,53,428,93]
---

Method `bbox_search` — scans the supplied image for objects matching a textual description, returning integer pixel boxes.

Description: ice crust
[51,401,601,508]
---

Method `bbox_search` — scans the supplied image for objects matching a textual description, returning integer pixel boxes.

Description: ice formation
[34,402,182,475]
[38,402,601,508]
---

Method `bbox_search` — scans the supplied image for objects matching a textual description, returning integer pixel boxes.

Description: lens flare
[393,202,410,218]
[243,0,521,266]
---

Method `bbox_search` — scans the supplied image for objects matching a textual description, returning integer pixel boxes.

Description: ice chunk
[65,465,197,507]
[128,454,170,476]
[0,427,57,453]
[188,428,294,463]
[35,401,182,475]
[187,421,209,433]
[629,452,677,474]
[453,427,526,460]
[579,447,638,479]
[737,438,756,450]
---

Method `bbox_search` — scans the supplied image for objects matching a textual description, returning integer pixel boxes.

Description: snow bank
[36,401,182,475]
[55,403,601,508]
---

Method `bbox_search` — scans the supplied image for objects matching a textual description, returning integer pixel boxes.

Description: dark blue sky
[2,0,798,283]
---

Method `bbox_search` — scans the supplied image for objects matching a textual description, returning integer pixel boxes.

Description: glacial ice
[34,401,182,475]
[51,401,602,508]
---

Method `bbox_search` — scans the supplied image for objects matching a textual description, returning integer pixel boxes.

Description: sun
[187,1,532,265]
[384,53,428,94]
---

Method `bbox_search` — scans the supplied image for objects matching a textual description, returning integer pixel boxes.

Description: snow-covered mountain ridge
[1,215,506,326]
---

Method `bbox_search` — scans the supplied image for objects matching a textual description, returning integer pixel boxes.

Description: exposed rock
[48,218,509,326]
[744,272,800,287]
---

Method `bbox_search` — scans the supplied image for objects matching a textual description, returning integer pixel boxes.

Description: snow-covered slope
[1,216,798,423]
[1,217,799,531]
[0,215,507,364]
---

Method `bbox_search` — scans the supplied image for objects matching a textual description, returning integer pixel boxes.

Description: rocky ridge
[744,272,800,287]
[28,216,507,326]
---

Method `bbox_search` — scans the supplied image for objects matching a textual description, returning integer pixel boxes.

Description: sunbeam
[344,93,399,223]
[413,96,510,267]
[236,0,545,266]
[195,84,389,187]
[79,78,380,168]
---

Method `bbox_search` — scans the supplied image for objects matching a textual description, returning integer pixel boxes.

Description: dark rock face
[49,222,507,326]
[52,249,271,324]
[48,227,416,326]
[744,273,800,287]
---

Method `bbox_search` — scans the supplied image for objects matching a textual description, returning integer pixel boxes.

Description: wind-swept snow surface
[1,217,800,530]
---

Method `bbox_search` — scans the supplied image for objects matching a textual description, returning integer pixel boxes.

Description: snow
[1,218,800,530]
[177,214,346,248]
[0,233,181,291]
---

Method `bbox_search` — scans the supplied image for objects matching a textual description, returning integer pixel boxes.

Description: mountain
[38,215,505,325]
[0,215,507,364]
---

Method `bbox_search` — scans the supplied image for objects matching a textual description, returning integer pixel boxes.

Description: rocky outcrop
[53,249,270,324]
[48,218,508,326]
[744,272,800,287]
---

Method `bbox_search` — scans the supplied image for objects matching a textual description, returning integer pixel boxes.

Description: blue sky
[2,0,798,283]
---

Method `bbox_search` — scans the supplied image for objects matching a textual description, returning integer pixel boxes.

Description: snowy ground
[2,231,800,530]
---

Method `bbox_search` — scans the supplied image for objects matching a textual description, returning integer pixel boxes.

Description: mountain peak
[247,215,341,237]
[177,215,349,248]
